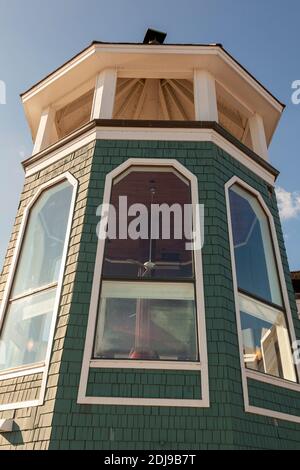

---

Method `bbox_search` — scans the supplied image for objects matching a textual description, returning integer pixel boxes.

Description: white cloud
[275,187,300,220]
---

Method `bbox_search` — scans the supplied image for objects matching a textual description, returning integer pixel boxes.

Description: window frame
[78,158,209,408]
[229,182,284,307]
[94,280,199,363]
[225,176,300,391]
[0,173,78,396]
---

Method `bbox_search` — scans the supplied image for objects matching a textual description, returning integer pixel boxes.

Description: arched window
[0,178,75,372]
[228,182,297,382]
[94,165,200,362]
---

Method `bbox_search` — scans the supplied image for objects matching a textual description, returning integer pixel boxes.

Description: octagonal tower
[0,30,300,449]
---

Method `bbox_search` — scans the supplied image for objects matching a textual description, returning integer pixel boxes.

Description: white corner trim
[248,113,269,161]
[91,69,117,119]
[25,126,276,186]
[0,172,78,412]
[225,175,300,424]
[32,107,56,155]
[77,158,210,408]
[194,70,218,122]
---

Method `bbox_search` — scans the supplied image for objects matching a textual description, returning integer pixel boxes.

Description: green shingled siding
[247,378,300,417]
[87,369,202,399]
[0,138,300,450]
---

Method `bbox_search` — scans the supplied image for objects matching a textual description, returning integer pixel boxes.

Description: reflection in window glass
[102,169,193,280]
[0,289,55,370]
[0,179,74,372]
[228,182,297,383]
[229,185,282,306]
[95,165,199,364]
[94,281,198,362]
[13,182,73,296]
[239,294,296,382]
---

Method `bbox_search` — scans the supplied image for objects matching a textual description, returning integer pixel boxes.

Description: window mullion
[238,287,285,313]
[9,281,58,303]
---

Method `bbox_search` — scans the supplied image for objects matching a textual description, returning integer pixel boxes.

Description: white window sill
[0,362,45,381]
[245,368,300,392]
[89,359,202,371]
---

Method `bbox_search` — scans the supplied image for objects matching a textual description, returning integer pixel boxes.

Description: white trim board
[24,126,276,186]
[78,396,207,408]
[89,359,202,371]
[244,404,300,424]
[77,158,210,408]
[20,43,283,150]
[225,175,300,424]
[0,172,78,412]
[0,399,41,412]
[246,369,300,393]
[0,364,44,382]
[22,44,283,113]
[79,386,207,408]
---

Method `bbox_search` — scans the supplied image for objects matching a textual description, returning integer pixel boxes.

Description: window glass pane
[94,281,198,361]
[0,289,56,371]
[12,181,73,296]
[229,185,282,306]
[102,168,194,280]
[239,293,296,382]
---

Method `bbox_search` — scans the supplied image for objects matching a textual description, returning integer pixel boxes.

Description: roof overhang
[21,43,285,143]
[22,119,280,186]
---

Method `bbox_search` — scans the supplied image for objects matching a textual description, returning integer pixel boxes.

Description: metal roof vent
[143,28,167,45]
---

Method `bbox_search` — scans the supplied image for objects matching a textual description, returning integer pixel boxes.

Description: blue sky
[0,0,299,270]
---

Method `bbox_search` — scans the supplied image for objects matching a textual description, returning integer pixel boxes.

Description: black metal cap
[143,28,167,45]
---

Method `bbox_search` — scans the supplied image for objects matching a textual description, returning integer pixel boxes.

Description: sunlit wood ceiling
[113,78,195,121]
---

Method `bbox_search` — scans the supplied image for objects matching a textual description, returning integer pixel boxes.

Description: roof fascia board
[21,44,98,102]
[21,43,284,113]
